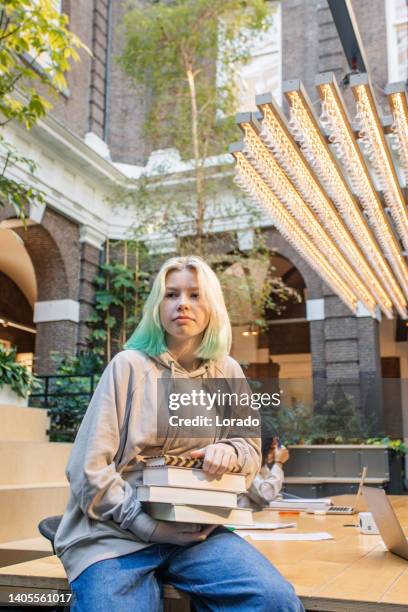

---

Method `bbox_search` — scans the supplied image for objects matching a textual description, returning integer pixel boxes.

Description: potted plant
[0,345,38,407]
[262,397,406,495]
[365,437,407,495]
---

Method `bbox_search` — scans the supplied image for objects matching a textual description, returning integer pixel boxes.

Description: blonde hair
[124,255,232,360]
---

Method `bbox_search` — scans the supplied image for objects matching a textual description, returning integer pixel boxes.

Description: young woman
[55,255,304,612]
[239,437,290,508]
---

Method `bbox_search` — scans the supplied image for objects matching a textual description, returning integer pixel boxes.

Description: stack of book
[268,498,332,512]
[138,455,253,525]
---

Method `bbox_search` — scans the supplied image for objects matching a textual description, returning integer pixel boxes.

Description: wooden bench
[0,556,190,611]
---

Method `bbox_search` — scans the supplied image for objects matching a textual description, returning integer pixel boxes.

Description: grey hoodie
[54,349,261,583]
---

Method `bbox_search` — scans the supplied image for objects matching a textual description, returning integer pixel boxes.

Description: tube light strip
[240,122,387,316]
[388,90,408,185]
[256,100,394,317]
[234,152,363,314]
[317,80,408,311]
[351,78,408,252]
[284,85,406,317]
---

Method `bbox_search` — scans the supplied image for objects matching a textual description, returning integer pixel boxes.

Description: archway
[0,228,37,367]
[0,208,77,373]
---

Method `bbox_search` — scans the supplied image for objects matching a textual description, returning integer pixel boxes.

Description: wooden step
[0,538,52,568]
[0,483,69,542]
[0,442,72,485]
[0,405,49,443]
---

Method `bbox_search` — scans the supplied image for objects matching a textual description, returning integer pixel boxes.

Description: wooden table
[0,495,407,611]
[253,495,408,611]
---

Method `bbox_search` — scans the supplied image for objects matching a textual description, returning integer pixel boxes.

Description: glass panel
[235,7,281,112]
[396,22,408,80]
[236,51,280,112]
[217,3,281,114]
[394,0,408,23]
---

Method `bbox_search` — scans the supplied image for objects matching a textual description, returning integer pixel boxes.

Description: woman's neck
[166,335,203,371]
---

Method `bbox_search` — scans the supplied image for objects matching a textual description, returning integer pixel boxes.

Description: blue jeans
[70,528,304,612]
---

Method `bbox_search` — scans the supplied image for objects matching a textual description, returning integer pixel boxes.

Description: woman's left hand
[190,443,238,475]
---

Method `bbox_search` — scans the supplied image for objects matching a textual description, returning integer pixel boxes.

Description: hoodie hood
[150,351,213,378]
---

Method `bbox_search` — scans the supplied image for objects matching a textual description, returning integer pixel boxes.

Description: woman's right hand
[274,445,290,464]
[149,521,216,546]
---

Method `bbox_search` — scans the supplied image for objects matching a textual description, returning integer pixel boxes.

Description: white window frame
[386,0,408,82]
[217,0,282,115]
[235,0,282,110]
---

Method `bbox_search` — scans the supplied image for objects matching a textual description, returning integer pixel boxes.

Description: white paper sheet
[226,522,296,530]
[236,531,334,541]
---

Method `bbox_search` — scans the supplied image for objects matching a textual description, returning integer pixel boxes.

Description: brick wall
[353,0,389,112]
[10,210,83,373]
[88,0,110,138]
[77,242,101,352]
[282,0,390,115]
[44,0,394,159]
[47,0,94,137]
[106,0,149,163]
[14,210,80,301]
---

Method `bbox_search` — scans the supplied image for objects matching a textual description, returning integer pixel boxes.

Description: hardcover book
[142,466,246,493]
[143,502,253,525]
[145,454,241,473]
[137,485,238,508]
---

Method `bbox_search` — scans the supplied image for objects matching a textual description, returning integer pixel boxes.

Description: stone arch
[14,225,70,302]
[1,207,82,373]
[13,209,80,301]
[263,228,326,300]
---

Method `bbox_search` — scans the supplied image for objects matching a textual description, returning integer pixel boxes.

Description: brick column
[33,300,80,374]
[77,226,105,353]
[307,293,383,435]
[357,314,383,436]
[307,298,327,406]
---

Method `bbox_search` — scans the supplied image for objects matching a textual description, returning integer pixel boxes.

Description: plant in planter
[262,399,406,494]
[262,395,369,446]
[366,437,407,455]
[0,346,39,405]
[32,352,103,442]
[300,396,368,445]
[366,437,407,494]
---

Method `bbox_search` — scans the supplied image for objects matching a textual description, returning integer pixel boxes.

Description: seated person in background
[239,437,290,509]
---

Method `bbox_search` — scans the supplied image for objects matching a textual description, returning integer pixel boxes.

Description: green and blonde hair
[124,255,232,361]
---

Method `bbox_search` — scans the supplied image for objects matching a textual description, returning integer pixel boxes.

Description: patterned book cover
[144,454,241,472]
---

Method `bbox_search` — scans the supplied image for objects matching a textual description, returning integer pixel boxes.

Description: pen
[278,511,301,516]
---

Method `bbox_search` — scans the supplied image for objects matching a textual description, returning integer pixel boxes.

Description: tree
[119,0,270,251]
[117,0,299,332]
[0,0,86,217]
